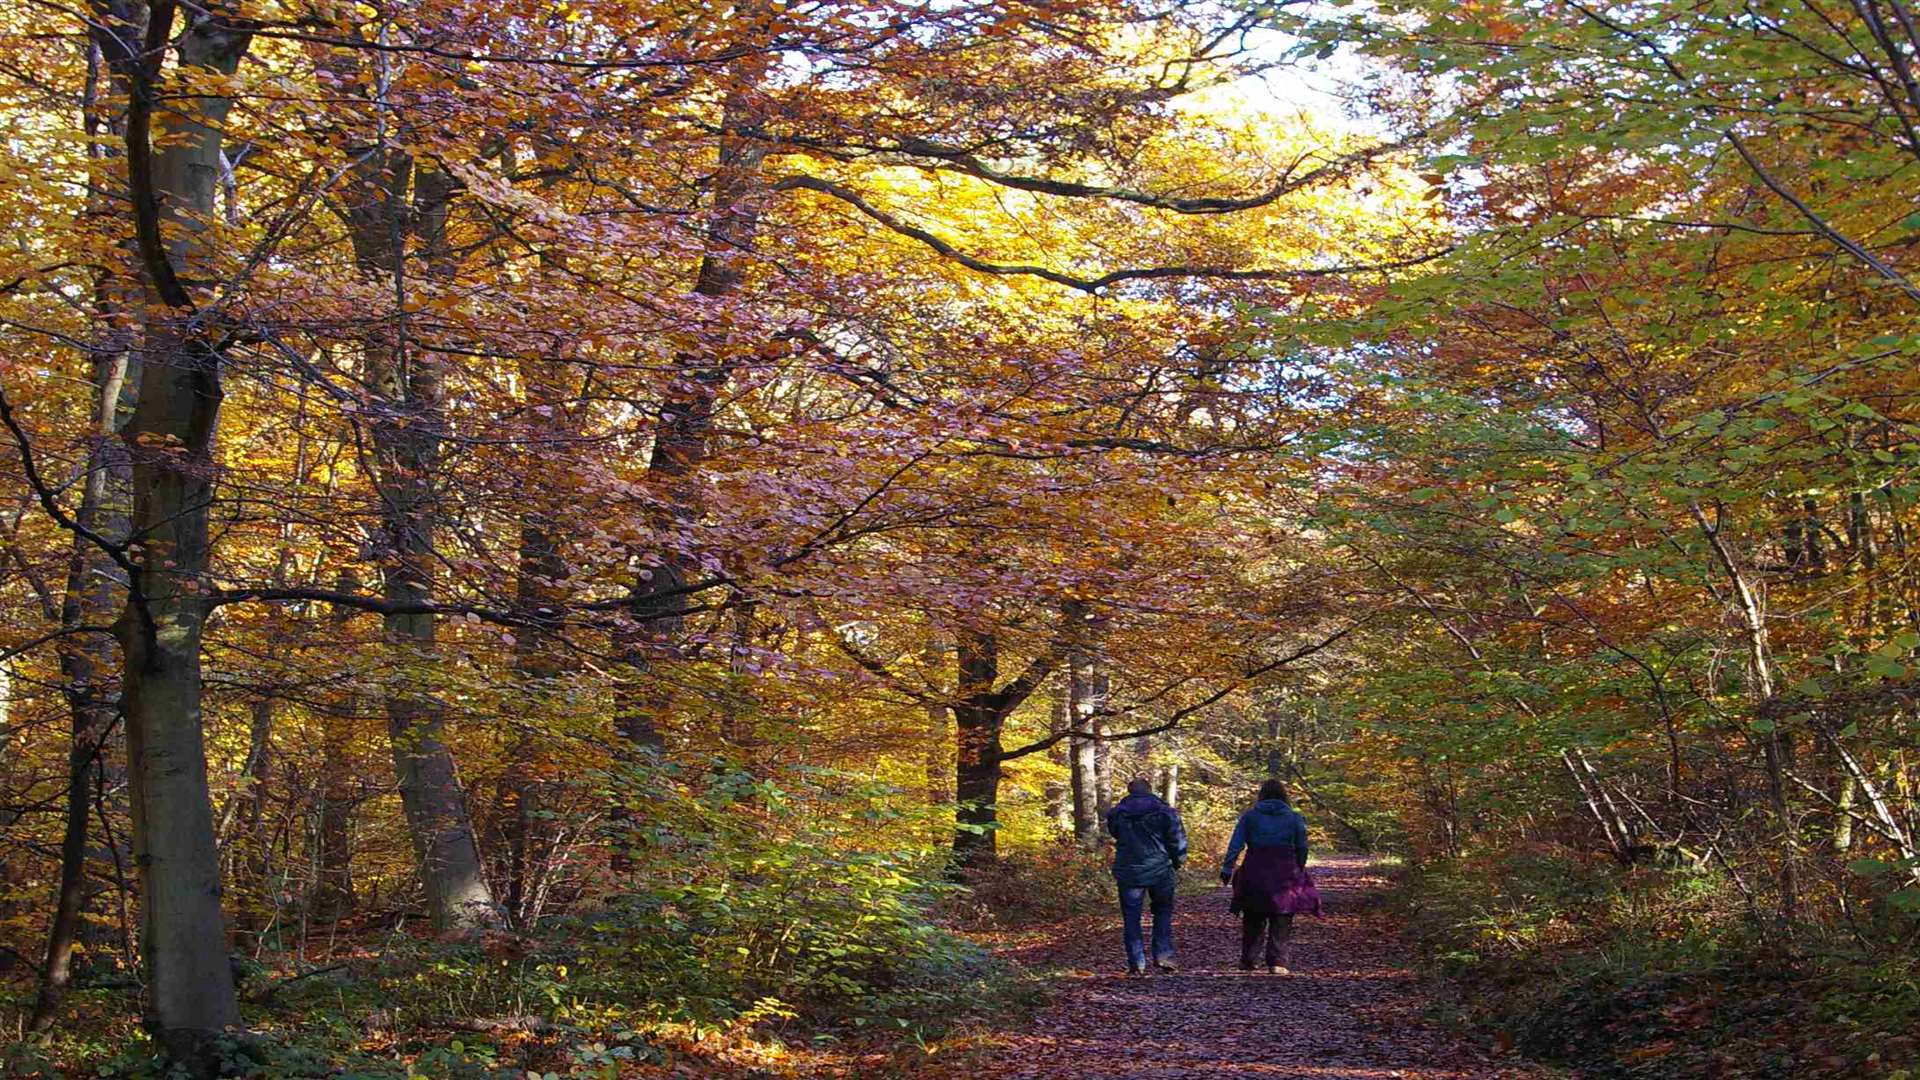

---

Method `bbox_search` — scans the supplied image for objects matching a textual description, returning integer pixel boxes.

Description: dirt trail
[952,855,1551,1080]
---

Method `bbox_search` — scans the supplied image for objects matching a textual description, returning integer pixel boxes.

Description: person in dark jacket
[1105,778,1188,976]
[1219,778,1320,973]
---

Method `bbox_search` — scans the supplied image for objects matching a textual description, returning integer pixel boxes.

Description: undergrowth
[1396,845,1920,1079]
[2,765,1045,1079]
[948,842,1118,930]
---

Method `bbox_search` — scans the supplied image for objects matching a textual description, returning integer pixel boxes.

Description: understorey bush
[1397,845,1920,1079]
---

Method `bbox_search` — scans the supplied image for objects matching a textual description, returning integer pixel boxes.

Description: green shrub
[1397,845,1920,1078]
[950,841,1116,928]
[363,762,1007,1039]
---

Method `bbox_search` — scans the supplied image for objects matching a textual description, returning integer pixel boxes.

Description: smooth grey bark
[1067,601,1113,823]
[343,150,499,930]
[1068,716,1099,843]
[922,636,951,807]
[106,5,253,1063]
[33,21,142,1032]
[1045,677,1070,831]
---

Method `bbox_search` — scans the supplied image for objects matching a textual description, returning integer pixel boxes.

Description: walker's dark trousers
[1119,878,1176,969]
[1240,911,1293,969]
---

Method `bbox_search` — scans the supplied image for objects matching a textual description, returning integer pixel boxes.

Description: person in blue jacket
[1104,778,1188,976]
[1219,778,1319,973]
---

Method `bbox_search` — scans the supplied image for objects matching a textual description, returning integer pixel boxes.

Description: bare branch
[774,175,1455,293]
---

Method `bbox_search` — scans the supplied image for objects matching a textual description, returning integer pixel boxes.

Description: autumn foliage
[4,0,1920,1075]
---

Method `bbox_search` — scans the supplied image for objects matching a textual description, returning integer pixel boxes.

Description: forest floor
[919,855,1557,1080]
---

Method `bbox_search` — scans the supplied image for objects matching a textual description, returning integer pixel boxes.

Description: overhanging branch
[994,618,1368,763]
[774,175,1454,293]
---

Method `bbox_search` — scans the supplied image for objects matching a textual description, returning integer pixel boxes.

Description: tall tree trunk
[311,573,361,920]
[35,325,138,1031]
[1045,677,1070,831]
[501,363,572,922]
[1067,600,1109,836]
[607,89,768,876]
[33,24,141,1032]
[353,156,498,929]
[1068,715,1099,843]
[922,635,951,808]
[1092,717,1113,816]
[951,630,1003,867]
[721,596,758,748]
[613,92,769,760]
[105,5,253,1062]
[227,696,276,935]
[946,625,1063,865]
[1263,697,1289,779]
[227,396,311,932]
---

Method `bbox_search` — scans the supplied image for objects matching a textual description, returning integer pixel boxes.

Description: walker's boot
[1153,956,1178,973]
[1268,941,1293,974]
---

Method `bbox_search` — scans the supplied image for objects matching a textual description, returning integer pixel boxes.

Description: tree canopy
[3,0,1920,1074]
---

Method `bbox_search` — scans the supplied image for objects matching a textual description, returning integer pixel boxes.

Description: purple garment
[1229,846,1322,916]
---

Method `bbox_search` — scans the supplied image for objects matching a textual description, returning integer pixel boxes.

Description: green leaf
[1788,678,1825,698]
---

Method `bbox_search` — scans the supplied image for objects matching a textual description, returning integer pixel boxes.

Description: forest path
[943,855,1553,1080]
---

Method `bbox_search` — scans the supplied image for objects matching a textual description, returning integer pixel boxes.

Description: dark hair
[1258,778,1289,803]
[1127,777,1155,797]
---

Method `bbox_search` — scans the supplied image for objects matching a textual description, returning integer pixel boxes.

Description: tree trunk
[1264,698,1287,779]
[1067,601,1112,829]
[311,574,361,920]
[105,8,252,1065]
[230,696,276,934]
[341,142,499,929]
[613,94,769,760]
[923,635,951,808]
[1069,716,1099,843]
[33,22,141,1031]
[35,345,137,1030]
[1045,677,1070,831]
[951,630,1003,866]
[1562,749,1633,863]
[502,392,570,922]
[721,596,757,748]
[944,624,1063,864]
